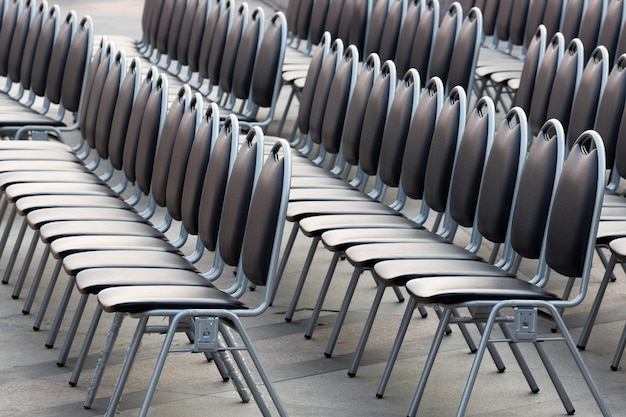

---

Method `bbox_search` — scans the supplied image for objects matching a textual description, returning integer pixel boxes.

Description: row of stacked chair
[0,0,624,416]
[0,1,295,416]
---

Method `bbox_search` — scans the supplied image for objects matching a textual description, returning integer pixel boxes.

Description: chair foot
[324,352,331,358]
[531,387,540,394]
[45,343,53,349]
[33,326,39,331]
[304,334,311,340]
[57,362,64,367]
[497,366,506,373]
[611,365,618,371]
[347,371,355,378]
[11,295,18,300]
[285,318,291,323]
[22,310,28,315]
[567,409,575,415]
[376,393,383,399]
[577,345,585,351]
[69,381,76,387]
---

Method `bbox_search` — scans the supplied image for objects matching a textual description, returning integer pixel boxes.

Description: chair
[397,129,610,417]
[446,6,482,94]
[87,133,291,417]
[429,2,462,92]
[596,0,626,63]
[578,0,607,61]
[400,0,438,80]
[561,0,587,45]
[544,38,585,140]
[528,32,565,137]
[567,45,609,148]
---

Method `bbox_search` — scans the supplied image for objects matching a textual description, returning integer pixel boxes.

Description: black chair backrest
[348,0,371,55]
[561,0,586,44]
[181,103,221,236]
[62,15,93,114]
[595,53,626,169]
[495,0,513,42]
[249,11,287,111]
[0,0,21,77]
[522,0,546,48]
[287,0,301,35]
[514,25,547,114]
[422,86,465,215]
[242,139,290,288]
[510,119,564,260]
[198,0,226,78]
[324,0,344,39]
[92,49,125,155]
[481,0,499,37]
[395,0,423,76]
[297,0,314,40]
[8,0,35,83]
[448,96,495,228]
[341,53,379,166]
[309,39,343,145]
[230,7,264,99]
[166,93,203,221]
[378,0,404,63]
[613,93,626,178]
[46,11,75,105]
[429,2,461,88]
[597,0,625,63]
[209,2,245,86]
[186,0,209,72]
[578,0,606,61]
[166,0,189,61]
[150,85,192,208]
[309,0,330,45]
[200,0,232,80]
[321,45,359,154]
[364,0,389,58]
[218,127,263,267]
[19,1,46,89]
[29,3,58,97]
[407,0,438,80]
[545,130,604,278]
[176,0,200,66]
[146,0,165,48]
[220,4,254,95]
[447,6,482,92]
[567,45,609,149]
[84,42,115,149]
[198,115,238,251]
[541,0,565,42]
[155,0,175,54]
[616,15,626,57]
[529,32,564,136]
[358,60,396,177]
[99,57,141,161]
[79,37,106,141]
[545,38,584,137]
[401,76,446,201]
[112,66,155,172]
[126,73,167,188]
[378,68,421,188]
[509,0,530,46]
[296,32,332,135]
[476,107,527,244]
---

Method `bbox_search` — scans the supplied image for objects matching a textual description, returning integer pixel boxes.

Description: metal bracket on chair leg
[514,307,538,342]
[194,317,220,352]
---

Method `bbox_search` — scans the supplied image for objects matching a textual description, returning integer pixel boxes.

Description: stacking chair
[428,2,462,92]
[528,32,565,137]
[561,0,587,45]
[84,134,291,417]
[395,0,437,80]
[178,0,210,83]
[394,129,610,417]
[578,0,607,62]
[446,6,482,94]
[566,45,609,148]
[544,38,585,140]
[596,0,626,63]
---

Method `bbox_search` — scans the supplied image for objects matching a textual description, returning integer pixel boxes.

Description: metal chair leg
[611,322,626,371]
[11,229,40,299]
[348,284,386,377]
[325,266,362,357]
[1,215,28,284]
[70,305,103,386]
[22,243,51,314]
[57,292,89,366]
[45,275,76,348]
[33,258,63,331]
[578,254,616,350]
[285,235,320,322]
[305,252,340,339]
[84,312,125,409]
